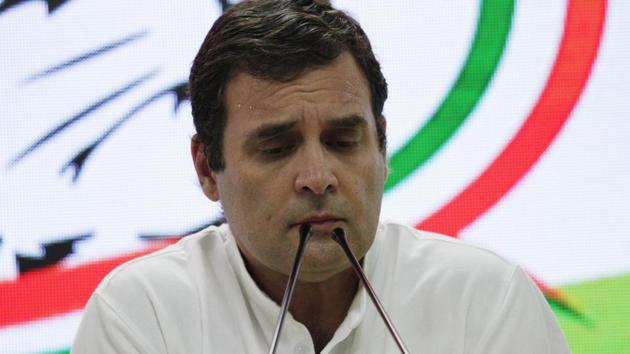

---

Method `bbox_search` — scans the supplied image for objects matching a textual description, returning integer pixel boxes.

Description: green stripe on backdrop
[385,0,515,192]
[552,273,630,354]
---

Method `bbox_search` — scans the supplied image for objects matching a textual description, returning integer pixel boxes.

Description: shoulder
[74,224,234,352]
[93,224,230,300]
[377,222,515,272]
[371,223,569,352]
[373,222,518,293]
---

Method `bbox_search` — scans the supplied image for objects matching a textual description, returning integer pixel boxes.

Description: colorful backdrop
[1,0,628,353]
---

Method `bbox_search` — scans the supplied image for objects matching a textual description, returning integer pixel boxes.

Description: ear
[376,115,389,179]
[191,134,221,201]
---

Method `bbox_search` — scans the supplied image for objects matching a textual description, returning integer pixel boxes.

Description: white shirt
[72,222,570,353]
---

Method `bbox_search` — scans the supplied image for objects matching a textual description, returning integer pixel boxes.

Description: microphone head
[332,227,345,241]
[299,223,312,238]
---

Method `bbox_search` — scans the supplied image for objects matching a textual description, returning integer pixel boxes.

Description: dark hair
[189,0,387,171]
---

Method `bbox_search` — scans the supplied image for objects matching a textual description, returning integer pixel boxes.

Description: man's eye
[325,140,359,151]
[261,144,295,156]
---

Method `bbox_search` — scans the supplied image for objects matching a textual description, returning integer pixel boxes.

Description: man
[72,1,570,353]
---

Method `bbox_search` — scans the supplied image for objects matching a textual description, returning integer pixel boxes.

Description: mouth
[290,214,344,233]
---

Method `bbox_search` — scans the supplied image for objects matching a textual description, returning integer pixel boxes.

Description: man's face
[193,52,387,282]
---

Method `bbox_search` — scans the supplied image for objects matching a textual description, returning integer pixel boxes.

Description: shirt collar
[221,224,379,351]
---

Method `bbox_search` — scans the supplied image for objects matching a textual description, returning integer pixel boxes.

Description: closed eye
[322,127,362,152]
[260,144,296,156]
[325,139,359,151]
[256,134,299,158]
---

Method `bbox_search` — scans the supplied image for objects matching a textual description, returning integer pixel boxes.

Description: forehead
[223,52,373,126]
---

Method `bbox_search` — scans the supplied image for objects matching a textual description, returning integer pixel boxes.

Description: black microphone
[331,227,410,354]
[268,223,312,354]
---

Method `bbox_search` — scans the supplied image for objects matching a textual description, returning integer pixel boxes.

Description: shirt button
[294,343,308,353]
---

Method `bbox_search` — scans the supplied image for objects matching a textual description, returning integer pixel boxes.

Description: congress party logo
[0,4,233,351]
[0,0,236,283]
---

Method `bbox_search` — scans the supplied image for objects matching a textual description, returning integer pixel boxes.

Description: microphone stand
[268,224,312,354]
[331,228,410,354]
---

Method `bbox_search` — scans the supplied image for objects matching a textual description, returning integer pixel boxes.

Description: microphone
[331,227,410,354]
[268,223,312,354]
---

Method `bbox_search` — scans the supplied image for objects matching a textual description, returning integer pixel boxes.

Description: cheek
[219,169,280,225]
[358,157,386,191]
[360,159,386,215]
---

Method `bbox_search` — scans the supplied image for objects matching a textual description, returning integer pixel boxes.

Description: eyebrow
[247,114,367,141]
[248,120,297,141]
[327,115,367,129]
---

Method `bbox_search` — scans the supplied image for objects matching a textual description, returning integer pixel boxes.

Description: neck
[241,251,359,352]
[288,268,359,352]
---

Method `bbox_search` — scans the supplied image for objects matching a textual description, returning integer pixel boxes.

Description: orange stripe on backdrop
[417,0,607,237]
[0,239,177,328]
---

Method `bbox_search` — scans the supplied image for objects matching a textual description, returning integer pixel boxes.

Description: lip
[291,213,343,231]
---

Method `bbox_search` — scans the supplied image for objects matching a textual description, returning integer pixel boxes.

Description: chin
[298,250,351,280]
[297,264,353,283]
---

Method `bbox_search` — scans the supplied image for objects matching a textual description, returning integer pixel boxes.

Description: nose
[294,144,338,195]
